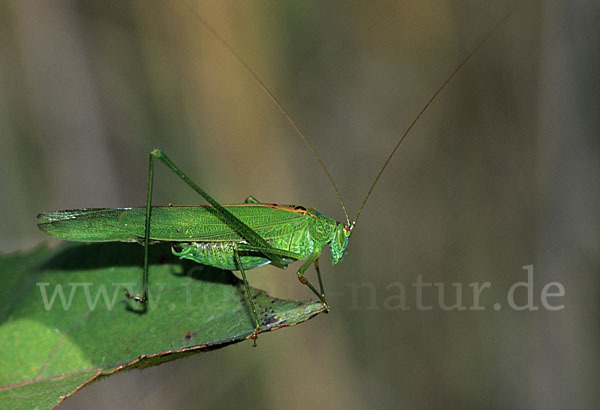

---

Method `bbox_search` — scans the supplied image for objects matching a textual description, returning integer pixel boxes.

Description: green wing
[38,205,310,243]
[38,208,140,242]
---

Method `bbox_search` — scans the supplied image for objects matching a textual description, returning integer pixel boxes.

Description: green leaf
[0,243,325,409]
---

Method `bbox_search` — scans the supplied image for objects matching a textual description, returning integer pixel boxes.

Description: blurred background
[1,0,598,409]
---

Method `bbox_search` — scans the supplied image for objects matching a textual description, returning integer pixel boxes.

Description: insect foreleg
[313,258,326,304]
[296,248,329,312]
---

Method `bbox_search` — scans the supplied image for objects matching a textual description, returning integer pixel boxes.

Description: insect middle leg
[233,243,301,343]
[236,243,329,312]
[232,245,260,344]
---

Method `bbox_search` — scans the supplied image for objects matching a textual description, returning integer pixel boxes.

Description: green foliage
[0,243,325,409]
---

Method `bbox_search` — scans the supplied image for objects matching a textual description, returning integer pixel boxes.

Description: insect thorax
[306,209,349,265]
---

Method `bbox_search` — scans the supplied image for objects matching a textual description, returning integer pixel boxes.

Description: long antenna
[184,2,351,226]
[352,9,513,227]
[185,2,512,228]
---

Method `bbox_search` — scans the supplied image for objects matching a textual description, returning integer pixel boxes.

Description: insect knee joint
[297,272,307,285]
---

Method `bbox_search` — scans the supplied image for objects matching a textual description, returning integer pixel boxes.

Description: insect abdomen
[173,241,272,271]
[172,223,315,271]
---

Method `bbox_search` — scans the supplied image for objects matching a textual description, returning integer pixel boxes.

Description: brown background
[1,1,597,409]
